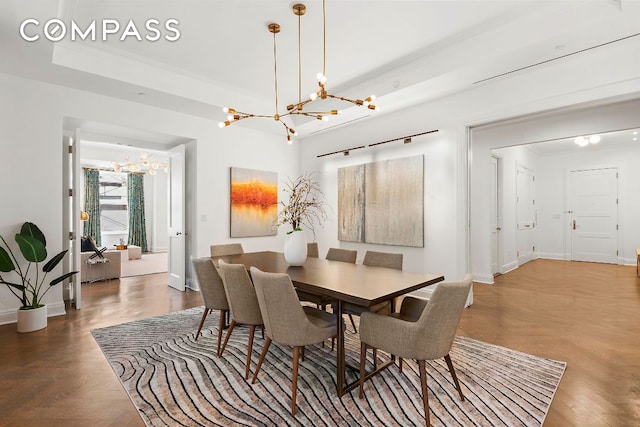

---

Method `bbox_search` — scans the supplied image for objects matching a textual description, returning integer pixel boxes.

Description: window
[99,171,128,235]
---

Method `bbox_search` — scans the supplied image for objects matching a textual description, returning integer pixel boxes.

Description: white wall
[0,72,298,325]
[300,126,464,288]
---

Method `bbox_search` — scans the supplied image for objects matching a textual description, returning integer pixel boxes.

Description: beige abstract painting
[337,165,365,242]
[337,155,424,247]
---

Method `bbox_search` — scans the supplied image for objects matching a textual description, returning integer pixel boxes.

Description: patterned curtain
[128,173,148,252]
[83,169,101,246]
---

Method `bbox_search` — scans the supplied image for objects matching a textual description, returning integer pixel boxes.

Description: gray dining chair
[307,242,319,258]
[296,248,357,311]
[249,266,338,415]
[333,250,403,333]
[191,258,229,357]
[217,260,264,380]
[210,243,244,257]
[358,275,472,427]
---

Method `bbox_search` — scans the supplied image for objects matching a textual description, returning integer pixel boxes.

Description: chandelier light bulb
[309,91,318,101]
[149,168,157,176]
[223,107,236,113]
[227,115,234,121]
[322,116,329,122]
[152,162,160,169]
[589,135,601,144]
[218,122,225,128]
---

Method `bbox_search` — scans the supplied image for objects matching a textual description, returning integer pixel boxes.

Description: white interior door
[570,168,618,263]
[167,144,185,291]
[516,164,535,265]
[490,156,501,275]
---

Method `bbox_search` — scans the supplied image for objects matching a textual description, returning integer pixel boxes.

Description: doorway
[63,118,190,308]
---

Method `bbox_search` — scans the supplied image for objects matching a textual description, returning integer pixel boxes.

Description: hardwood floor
[0,259,638,426]
[457,259,640,427]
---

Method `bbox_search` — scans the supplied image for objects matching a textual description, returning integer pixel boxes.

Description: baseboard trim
[186,278,199,292]
[472,273,494,284]
[0,301,66,326]
[501,260,519,274]
[537,252,567,260]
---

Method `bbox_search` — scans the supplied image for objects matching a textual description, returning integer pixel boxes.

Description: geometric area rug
[92,307,566,427]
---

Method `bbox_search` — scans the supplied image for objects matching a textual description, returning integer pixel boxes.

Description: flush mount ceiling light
[574,134,600,147]
[219,1,378,144]
[112,153,169,175]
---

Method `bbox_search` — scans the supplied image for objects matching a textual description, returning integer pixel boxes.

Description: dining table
[211,251,444,397]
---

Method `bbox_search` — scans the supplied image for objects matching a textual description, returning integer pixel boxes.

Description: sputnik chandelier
[111,153,168,175]
[218,0,378,144]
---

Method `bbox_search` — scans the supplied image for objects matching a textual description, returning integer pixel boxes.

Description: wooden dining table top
[211,251,444,307]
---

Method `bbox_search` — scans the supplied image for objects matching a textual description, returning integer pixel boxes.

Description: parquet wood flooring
[1,260,638,426]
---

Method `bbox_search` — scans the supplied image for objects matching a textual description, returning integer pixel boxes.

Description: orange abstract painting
[230,168,278,237]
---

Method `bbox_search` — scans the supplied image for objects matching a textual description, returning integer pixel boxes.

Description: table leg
[337,299,345,397]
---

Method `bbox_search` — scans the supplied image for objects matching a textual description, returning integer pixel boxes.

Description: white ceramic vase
[284,230,307,266]
[17,305,47,333]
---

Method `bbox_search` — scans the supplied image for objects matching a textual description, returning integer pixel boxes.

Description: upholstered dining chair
[249,267,338,416]
[296,248,357,311]
[191,258,229,357]
[333,250,403,333]
[210,243,244,257]
[306,242,319,258]
[358,275,473,427]
[216,260,264,380]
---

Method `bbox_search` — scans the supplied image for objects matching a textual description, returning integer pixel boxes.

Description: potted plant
[277,172,329,265]
[0,222,78,333]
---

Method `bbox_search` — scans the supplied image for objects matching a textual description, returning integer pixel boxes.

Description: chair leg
[245,325,256,380]
[301,346,305,362]
[195,308,209,341]
[217,310,227,356]
[444,354,465,401]
[398,357,403,373]
[418,360,430,427]
[348,314,358,333]
[292,346,300,416]
[251,337,272,384]
[373,348,378,369]
[219,320,236,357]
[261,325,265,339]
[359,342,368,399]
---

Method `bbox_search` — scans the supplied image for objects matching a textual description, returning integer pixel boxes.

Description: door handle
[496,227,501,231]
[572,220,576,230]
[176,231,182,236]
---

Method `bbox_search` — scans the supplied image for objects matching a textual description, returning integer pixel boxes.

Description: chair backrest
[249,267,310,345]
[217,260,262,325]
[191,258,228,311]
[415,274,472,359]
[307,242,319,258]
[363,250,403,270]
[210,243,244,257]
[326,248,357,264]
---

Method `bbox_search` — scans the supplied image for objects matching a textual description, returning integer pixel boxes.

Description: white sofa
[81,250,122,282]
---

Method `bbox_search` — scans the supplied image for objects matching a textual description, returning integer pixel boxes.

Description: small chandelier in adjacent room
[574,134,601,147]
[219,0,378,144]
[111,153,169,175]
